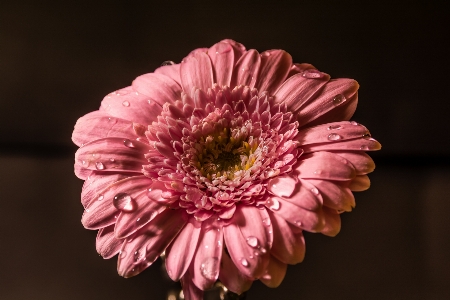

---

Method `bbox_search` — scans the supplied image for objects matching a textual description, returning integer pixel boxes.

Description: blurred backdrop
[1,1,449,299]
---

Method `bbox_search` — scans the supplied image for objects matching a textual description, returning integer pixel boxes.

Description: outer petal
[308,179,355,212]
[154,63,181,85]
[274,72,330,113]
[296,79,359,127]
[349,175,371,191]
[117,209,187,278]
[219,250,253,295]
[72,111,136,147]
[132,73,182,107]
[301,136,382,153]
[81,176,152,229]
[74,137,150,179]
[114,190,166,238]
[332,151,375,175]
[81,171,134,208]
[255,50,292,95]
[321,207,341,237]
[100,86,163,125]
[295,152,356,181]
[190,219,224,290]
[96,225,124,259]
[166,218,202,281]
[181,270,204,300]
[208,41,234,86]
[259,255,287,288]
[230,49,261,88]
[269,211,305,265]
[180,51,214,93]
[223,205,270,279]
[296,121,371,146]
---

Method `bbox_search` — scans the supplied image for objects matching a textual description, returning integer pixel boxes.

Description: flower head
[73,39,380,299]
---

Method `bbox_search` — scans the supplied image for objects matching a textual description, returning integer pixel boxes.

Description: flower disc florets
[143,84,300,221]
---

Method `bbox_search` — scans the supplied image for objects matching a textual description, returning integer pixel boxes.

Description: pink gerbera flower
[72,39,380,299]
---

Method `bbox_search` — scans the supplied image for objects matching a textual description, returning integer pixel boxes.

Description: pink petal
[308,179,355,212]
[295,152,356,181]
[208,41,234,86]
[114,190,166,238]
[287,180,323,211]
[81,171,134,208]
[267,197,324,232]
[72,111,136,147]
[74,137,150,178]
[82,176,152,229]
[132,73,182,107]
[301,137,382,153]
[99,86,163,125]
[221,39,246,59]
[230,49,261,88]
[259,255,287,288]
[296,79,359,127]
[320,207,341,237]
[165,218,202,281]
[332,151,375,175]
[181,270,204,300]
[154,63,181,85]
[287,63,316,78]
[349,175,371,191]
[269,212,305,265]
[223,205,270,279]
[306,93,358,127]
[219,250,253,295]
[266,175,298,198]
[190,218,224,290]
[296,121,371,146]
[180,51,214,93]
[255,50,292,95]
[274,72,330,113]
[117,209,187,278]
[96,225,124,259]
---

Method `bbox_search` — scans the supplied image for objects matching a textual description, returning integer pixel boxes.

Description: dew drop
[302,69,324,79]
[311,187,319,195]
[123,139,135,148]
[328,133,342,141]
[200,257,219,280]
[122,100,130,107]
[82,160,86,165]
[260,247,267,254]
[360,145,369,150]
[266,198,280,210]
[95,162,105,170]
[327,124,341,130]
[240,258,249,267]
[134,249,146,262]
[246,236,259,248]
[262,217,271,226]
[294,220,302,226]
[350,121,359,125]
[113,193,136,212]
[332,94,346,105]
[161,60,175,66]
[98,194,104,201]
[109,158,115,162]
[362,133,372,139]
[314,169,322,175]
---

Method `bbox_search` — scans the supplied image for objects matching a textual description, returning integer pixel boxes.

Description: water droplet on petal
[311,187,319,195]
[362,133,372,139]
[266,198,280,210]
[122,101,130,107]
[360,145,369,150]
[328,133,342,141]
[327,124,341,130]
[98,194,104,201]
[123,139,135,148]
[350,121,359,125]
[260,247,267,254]
[240,258,249,267]
[246,236,259,248]
[332,94,346,105]
[95,162,105,170]
[262,217,271,226]
[314,169,322,175]
[113,193,136,212]
[134,249,146,262]
[161,60,175,66]
[294,220,302,226]
[302,69,324,79]
[200,257,219,280]
[109,158,115,162]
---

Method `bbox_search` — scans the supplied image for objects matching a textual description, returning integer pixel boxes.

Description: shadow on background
[1,1,449,299]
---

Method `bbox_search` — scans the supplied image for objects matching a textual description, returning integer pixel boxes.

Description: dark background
[1,1,449,299]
